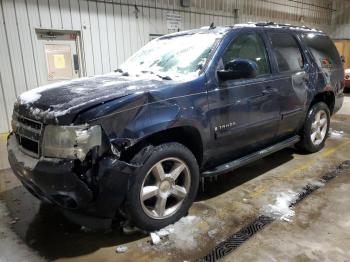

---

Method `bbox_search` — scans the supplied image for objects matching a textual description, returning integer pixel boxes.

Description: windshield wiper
[156,74,172,80]
[114,68,130,76]
[140,70,172,80]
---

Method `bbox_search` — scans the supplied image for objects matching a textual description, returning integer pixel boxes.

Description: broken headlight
[42,125,102,160]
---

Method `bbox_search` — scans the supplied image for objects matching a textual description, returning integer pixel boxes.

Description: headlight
[42,125,102,160]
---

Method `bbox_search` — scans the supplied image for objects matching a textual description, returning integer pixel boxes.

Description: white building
[0,0,348,133]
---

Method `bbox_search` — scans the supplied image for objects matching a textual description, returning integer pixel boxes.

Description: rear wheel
[297,102,330,153]
[126,142,199,231]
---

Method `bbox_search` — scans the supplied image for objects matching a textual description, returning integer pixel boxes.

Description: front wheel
[125,142,199,231]
[297,102,330,153]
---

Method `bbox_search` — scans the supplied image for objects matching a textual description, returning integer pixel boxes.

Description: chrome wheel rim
[140,157,191,219]
[311,110,328,146]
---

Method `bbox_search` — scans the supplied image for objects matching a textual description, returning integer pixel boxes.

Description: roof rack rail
[254,21,314,30]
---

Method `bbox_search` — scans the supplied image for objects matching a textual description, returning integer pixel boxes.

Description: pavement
[0,93,349,261]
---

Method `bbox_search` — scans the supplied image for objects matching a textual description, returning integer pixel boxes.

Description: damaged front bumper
[7,133,141,229]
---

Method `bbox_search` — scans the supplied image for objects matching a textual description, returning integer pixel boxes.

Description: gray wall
[330,0,350,39]
[0,0,334,133]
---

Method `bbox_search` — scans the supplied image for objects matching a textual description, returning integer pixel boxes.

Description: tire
[125,142,199,231]
[297,102,330,153]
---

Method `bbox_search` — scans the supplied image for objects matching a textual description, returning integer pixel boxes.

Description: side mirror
[217,59,258,81]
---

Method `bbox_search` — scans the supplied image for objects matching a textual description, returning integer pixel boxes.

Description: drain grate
[200,160,350,262]
[201,215,273,261]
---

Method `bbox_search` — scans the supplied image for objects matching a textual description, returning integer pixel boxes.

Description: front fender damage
[66,144,155,230]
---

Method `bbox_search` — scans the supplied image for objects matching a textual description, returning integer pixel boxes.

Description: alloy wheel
[140,157,191,219]
[310,109,328,146]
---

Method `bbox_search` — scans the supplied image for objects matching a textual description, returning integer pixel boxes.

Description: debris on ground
[155,227,174,237]
[122,225,140,235]
[148,216,202,250]
[80,226,92,233]
[261,191,298,222]
[150,232,161,245]
[116,245,128,253]
[329,129,345,139]
[9,217,19,225]
[208,228,218,238]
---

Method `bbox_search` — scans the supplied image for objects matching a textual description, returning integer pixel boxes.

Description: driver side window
[222,33,271,76]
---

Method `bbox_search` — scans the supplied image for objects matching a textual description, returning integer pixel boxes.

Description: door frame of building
[35,29,85,85]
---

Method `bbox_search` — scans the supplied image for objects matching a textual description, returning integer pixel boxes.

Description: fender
[75,76,211,153]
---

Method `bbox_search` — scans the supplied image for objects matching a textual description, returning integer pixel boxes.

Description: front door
[36,30,81,85]
[207,31,280,165]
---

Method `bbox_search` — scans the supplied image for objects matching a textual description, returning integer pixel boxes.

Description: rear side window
[302,33,342,69]
[269,33,304,72]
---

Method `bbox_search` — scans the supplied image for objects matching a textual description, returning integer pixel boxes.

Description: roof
[158,21,323,41]
[233,21,323,32]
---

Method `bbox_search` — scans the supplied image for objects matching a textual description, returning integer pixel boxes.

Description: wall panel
[331,0,350,39]
[0,0,335,133]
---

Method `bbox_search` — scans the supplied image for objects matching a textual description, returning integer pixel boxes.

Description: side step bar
[202,135,300,177]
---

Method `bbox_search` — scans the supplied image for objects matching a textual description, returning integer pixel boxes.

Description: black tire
[125,142,199,231]
[297,102,330,153]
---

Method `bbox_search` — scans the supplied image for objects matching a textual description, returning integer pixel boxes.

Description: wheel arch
[119,126,204,167]
[310,91,335,115]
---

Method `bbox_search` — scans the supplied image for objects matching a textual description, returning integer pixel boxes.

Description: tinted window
[269,33,304,72]
[302,33,342,69]
[222,33,270,76]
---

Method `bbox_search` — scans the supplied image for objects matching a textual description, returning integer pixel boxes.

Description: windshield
[120,33,220,79]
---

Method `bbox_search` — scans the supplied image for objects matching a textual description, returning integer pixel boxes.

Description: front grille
[12,112,43,157]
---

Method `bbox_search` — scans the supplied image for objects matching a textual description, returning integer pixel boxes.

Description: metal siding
[0,71,10,132]
[14,0,39,92]
[79,0,95,76]
[331,0,350,39]
[38,0,52,27]
[106,2,118,71]
[0,0,336,133]
[0,2,12,132]
[70,0,81,30]
[48,0,62,28]
[97,1,110,73]
[60,0,72,29]
[2,0,28,96]
[88,1,103,75]
[113,2,126,64]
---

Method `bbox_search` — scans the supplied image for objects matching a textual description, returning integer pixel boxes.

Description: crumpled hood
[15,73,167,124]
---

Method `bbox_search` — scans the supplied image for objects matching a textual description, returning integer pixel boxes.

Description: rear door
[266,31,310,139]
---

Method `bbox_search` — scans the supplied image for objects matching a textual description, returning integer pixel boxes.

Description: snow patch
[261,191,298,222]
[150,232,161,245]
[116,245,128,253]
[18,92,41,104]
[18,81,69,104]
[309,179,325,188]
[150,215,202,250]
[329,129,344,139]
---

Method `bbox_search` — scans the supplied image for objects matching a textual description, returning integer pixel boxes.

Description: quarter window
[302,33,342,69]
[222,33,271,76]
[269,33,304,72]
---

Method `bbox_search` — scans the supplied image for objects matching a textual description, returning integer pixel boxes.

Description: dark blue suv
[8,22,344,231]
